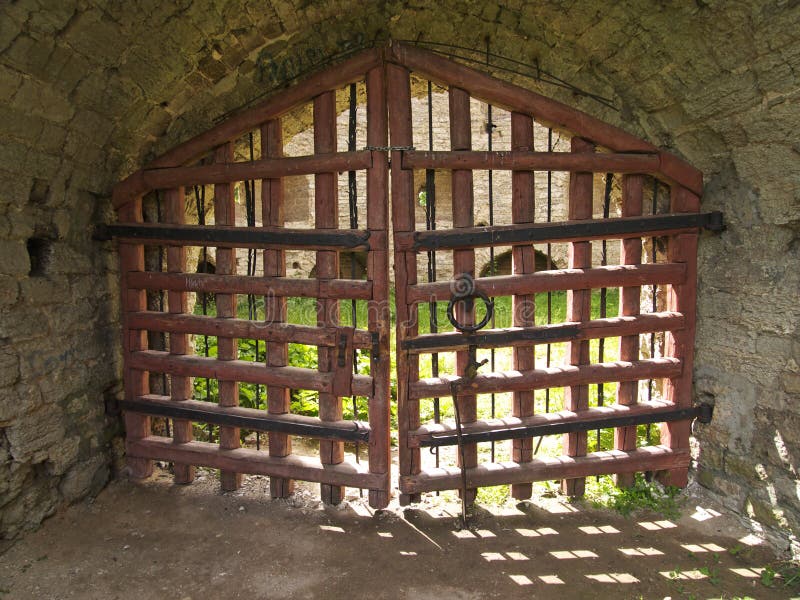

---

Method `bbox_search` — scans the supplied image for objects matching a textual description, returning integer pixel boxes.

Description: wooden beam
[261,117,294,498]
[399,446,690,494]
[659,186,701,488]
[314,90,344,505]
[366,64,392,509]
[510,111,536,500]
[127,312,373,348]
[403,312,686,354]
[387,61,421,506]
[128,351,373,397]
[615,175,644,487]
[449,85,478,504]
[163,187,194,484]
[408,263,686,303]
[402,149,659,172]
[410,358,682,400]
[118,198,153,479]
[114,151,373,208]
[128,437,388,490]
[563,137,594,497]
[126,271,373,300]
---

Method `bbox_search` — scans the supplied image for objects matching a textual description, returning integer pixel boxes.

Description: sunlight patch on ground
[586,572,639,583]
[579,525,619,534]
[550,549,599,559]
[619,547,664,556]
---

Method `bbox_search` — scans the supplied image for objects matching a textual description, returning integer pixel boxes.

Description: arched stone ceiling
[3,0,797,211]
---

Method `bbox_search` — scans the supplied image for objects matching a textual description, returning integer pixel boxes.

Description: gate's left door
[110,49,392,509]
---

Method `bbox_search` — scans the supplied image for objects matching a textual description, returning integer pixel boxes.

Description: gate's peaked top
[113,41,702,211]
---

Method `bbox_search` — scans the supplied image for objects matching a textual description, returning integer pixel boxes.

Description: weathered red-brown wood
[261,118,294,498]
[411,358,681,399]
[387,42,702,195]
[118,198,153,479]
[659,186,700,488]
[405,312,685,354]
[127,312,373,348]
[115,152,373,207]
[163,187,194,484]
[127,271,373,300]
[410,399,675,447]
[141,49,382,170]
[399,446,690,494]
[213,143,242,491]
[615,175,644,487]
[314,90,345,505]
[562,138,594,497]
[509,112,536,500]
[128,351,373,397]
[128,437,388,490]
[366,64,392,508]
[449,85,478,504]
[387,62,421,506]
[402,150,659,173]
[408,263,686,303]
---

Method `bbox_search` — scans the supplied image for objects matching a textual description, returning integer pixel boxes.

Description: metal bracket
[363,145,416,152]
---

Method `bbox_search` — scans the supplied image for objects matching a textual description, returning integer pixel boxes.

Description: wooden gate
[110,50,392,508]
[109,42,719,509]
[384,43,719,504]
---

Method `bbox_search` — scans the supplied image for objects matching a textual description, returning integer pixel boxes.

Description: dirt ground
[0,467,794,600]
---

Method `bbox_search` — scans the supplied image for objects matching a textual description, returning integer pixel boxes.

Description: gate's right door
[386,42,715,505]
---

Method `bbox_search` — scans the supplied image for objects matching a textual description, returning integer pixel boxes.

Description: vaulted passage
[1,2,798,558]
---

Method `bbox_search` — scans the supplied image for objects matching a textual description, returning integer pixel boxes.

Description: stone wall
[0,0,798,554]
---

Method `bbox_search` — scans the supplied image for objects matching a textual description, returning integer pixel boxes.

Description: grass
[584,473,681,518]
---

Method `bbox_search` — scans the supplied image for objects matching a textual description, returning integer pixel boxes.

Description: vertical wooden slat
[366,66,391,509]
[659,186,699,488]
[119,198,153,479]
[562,136,594,498]
[510,112,536,500]
[214,142,242,491]
[615,174,644,488]
[387,62,420,506]
[314,91,344,505]
[164,187,194,484]
[261,118,294,498]
[449,86,477,505]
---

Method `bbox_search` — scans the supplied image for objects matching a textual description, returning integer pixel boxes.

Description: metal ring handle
[447,290,494,333]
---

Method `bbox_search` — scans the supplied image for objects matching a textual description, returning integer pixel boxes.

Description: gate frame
[110,41,714,508]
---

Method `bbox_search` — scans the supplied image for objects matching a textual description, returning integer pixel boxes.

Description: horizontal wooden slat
[399,446,690,493]
[117,151,372,206]
[103,223,382,251]
[410,357,681,399]
[128,312,373,348]
[124,395,369,442]
[395,213,721,251]
[128,351,373,396]
[128,436,386,489]
[127,271,373,300]
[410,400,675,447]
[408,263,686,303]
[402,150,659,172]
[403,311,685,353]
